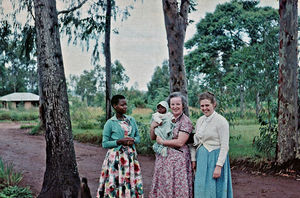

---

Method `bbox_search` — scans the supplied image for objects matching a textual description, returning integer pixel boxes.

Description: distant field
[1,107,264,160]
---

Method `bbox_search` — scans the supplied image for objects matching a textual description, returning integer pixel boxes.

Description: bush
[73,131,102,145]
[0,158,23,188]
[253,115,277,160]
[29,123,44,136]
[77,120,96,129]
[135,120,154,155]
[0,109,38,121]
[0,186,32,198]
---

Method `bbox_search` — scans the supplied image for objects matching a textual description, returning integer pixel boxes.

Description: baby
[152,101,174,157]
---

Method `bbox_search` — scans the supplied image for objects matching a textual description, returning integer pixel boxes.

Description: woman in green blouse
[96,94,144,198]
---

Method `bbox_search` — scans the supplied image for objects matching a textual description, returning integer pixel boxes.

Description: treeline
[1,1,299,118]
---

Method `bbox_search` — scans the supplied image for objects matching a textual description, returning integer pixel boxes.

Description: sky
[61,0,281,91]
[0,0,282,91]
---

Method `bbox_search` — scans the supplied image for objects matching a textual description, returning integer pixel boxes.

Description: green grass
[229,123,265,160]
[72,128,102,144]
[1,107,271,162]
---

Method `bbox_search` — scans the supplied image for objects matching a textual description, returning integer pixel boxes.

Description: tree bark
[277,0,299,164]
[255,91,261,117]
[105,0,112,120]
[34,0,80,197]
[162,0,189,115]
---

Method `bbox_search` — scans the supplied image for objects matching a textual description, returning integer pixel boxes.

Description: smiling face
[113,99,127,115]
[200,99,216,117]
[170,96,183,118]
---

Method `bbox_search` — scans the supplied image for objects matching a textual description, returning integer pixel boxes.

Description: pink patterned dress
[149,113,194,198]
[97,120,144,198]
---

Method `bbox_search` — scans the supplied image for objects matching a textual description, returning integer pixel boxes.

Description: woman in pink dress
[149,92,194,198]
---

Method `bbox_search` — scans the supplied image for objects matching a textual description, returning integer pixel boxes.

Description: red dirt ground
[0,122,299,198]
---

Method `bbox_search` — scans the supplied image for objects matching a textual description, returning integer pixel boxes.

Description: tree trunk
[239,85,245,118]
[277,0,299,164]
[34,0,80,197]
[255,91,261,117]
[105,0,112,120]
[162,0,189,115]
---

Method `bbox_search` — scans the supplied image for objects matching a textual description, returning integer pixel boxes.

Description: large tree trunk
[105,0,112,120]
[277,0,299,165]
[34,0,81,197]
[162,0,189,115]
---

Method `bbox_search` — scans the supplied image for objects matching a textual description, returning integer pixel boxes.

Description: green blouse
[102,115,141,149]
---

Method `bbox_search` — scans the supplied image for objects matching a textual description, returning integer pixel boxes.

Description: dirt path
[0,122,299,198]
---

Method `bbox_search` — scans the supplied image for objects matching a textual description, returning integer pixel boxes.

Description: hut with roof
[0,92,39,109]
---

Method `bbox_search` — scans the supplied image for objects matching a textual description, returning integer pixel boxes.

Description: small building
[0,92,39,109]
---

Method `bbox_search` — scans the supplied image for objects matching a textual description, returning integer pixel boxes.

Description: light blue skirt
[194,146,233,198]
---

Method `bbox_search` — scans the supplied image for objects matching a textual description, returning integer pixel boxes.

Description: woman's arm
[130,117,141,144]
[213,117,230,178]
[216,118,229,167]
[150,121,160,140]
[156,131,189,148]
[102,121,118,148]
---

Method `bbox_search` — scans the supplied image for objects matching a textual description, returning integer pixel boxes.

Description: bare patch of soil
[0,122,299,198]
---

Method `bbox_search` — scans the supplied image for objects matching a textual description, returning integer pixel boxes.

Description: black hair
[111,94,126,107]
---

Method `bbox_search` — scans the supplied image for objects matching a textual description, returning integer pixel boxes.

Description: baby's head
[157,101,169,114]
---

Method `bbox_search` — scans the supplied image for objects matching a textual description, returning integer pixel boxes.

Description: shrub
[29,123,44,135]
[73,131,102,145]
[253,115,277,160]
[0,186,32,198]
[0,158,23,188]
[0,109,38,121]
[77,120,96,130]
[135,120,154,155]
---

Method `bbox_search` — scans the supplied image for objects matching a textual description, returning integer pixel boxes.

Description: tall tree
[105,0,112,120]
[162,0,189,115]
[277,0,299,165]
[185,1,278,115]
[147,60,170,105]
[34,0,80,197]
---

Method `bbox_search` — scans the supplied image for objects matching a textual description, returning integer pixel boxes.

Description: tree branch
[57,0,89,15]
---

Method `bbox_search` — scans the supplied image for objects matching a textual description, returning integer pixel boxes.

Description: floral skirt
[97,146,144,198]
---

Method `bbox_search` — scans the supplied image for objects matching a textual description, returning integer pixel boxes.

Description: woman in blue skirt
[190,92,233,198]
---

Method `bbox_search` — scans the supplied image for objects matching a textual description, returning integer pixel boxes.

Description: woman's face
[113,99,127,114]
[200,99,215,117]
[170,96,183,117]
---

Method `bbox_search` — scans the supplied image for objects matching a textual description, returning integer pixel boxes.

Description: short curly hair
[167,92,187,108]
[111,94,125,107]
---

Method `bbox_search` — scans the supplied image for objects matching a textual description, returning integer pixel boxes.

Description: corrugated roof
[0,92,39,102]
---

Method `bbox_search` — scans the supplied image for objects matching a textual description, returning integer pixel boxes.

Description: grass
[0,107,267,161]
[229,123,261,160]
[0,158,33,197]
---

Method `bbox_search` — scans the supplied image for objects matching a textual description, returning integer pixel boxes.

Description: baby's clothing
[152,112,173,157]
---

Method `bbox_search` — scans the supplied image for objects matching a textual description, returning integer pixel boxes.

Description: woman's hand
[150,121,160,129]
[192,161,196,172]
[156,136,164,145]
[213,165,222,179]
[117,137,135,146]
